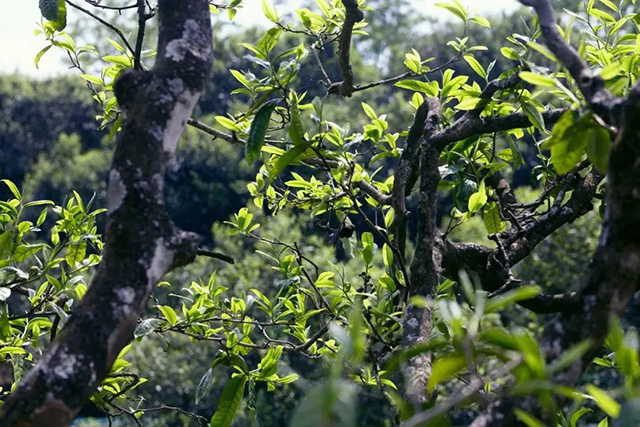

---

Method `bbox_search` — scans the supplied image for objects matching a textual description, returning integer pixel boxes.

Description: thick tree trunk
[0,1,213,425]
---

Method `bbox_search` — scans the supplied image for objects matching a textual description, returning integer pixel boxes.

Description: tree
[1,0,640,426]
[0,0,213,424]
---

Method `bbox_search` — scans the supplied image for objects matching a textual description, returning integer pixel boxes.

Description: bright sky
[0,0,518,78]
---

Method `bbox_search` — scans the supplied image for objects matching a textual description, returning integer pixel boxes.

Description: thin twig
[66,0,136,56]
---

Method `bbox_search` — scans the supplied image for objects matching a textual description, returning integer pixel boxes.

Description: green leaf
[514,409,546,427]
[570,408,592,427]
[215,116,242,131]
[39,0,59,21]
[134,318,162,339]
[455,97,482,110]
[463,54,487,79]
[0,231,14,260]
[428,354,467,392]
[519,71,557,88]
[501,47,520,61]
[14,244,46,262]
[382,243,394,270]
[0,346,26,356]
[80,74,103,85]
[210,375,248,427]
[587,385,621,418]
[435,0,467,22]
[485,286,541,313]
[1,180,21,200]
[359,232,375,266]
[257,27,282,55]
[545,114,609,175]
[196,368,213,404]
[65,241,86,268]
[269,138,315,183]
[586,126,611,173]
[246,99,279,165]
[34,45,53,69]
[276,373,299,384]
[158,305,178,326]
[394,80,438,96]
[258,346,283,377]
[483,202,507,234]
[550,126,586,174]
[261,0,280,23]
[469,16,491,28]
[468,180,487,213]
[102,55,133,68]
[521,100,545,132]
[288,96,305,145]
[0,309,10,341]
[40,0,67,31]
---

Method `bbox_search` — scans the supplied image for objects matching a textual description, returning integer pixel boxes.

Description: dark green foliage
[0,76,103,196]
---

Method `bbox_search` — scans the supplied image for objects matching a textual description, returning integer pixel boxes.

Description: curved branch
[520,0,618,121]
[469,3,640,422]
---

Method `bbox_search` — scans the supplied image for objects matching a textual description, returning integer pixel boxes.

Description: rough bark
[402,99,442,406]
[0,1,213,425]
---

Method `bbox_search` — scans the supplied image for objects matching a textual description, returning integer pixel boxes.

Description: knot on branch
[168,230,202,270]
[114,69,152,111]
[328,80,355,97]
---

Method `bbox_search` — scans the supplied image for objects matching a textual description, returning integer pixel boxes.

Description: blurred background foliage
[3,0,625,424]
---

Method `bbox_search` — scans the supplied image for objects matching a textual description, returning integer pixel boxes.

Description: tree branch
[402,98,442,406]
[469,2,640,423]
[133,0,147,70]
[328,0,364,97]
[520,0,618,121]
[66,0,136,57]
[430,108,566,151]
[441,169,602,314]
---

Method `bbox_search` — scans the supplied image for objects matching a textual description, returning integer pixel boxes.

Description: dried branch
[352,55,461,94]
[389,100,432,259]
[441,169,602,314]
[196,249,235,264]
[353,180,391,205]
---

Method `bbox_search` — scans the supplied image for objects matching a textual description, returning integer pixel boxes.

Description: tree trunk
[0,1,213,425]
